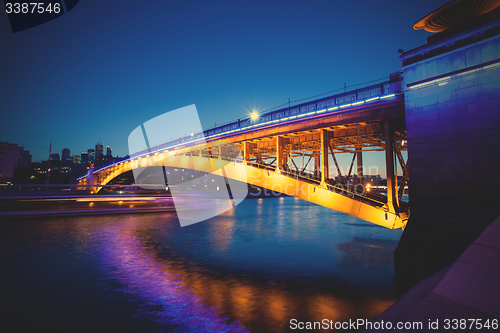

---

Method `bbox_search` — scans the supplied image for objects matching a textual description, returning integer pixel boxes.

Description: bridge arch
[79,146,407,230]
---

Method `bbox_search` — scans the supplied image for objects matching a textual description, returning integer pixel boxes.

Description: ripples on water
[0,197,402,332]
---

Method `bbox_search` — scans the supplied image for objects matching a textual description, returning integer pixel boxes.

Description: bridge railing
[203,77,402,139]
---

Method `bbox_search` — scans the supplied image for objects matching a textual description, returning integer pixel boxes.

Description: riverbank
[361,216,500,332]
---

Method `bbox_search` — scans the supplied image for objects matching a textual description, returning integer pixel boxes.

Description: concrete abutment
[395,14,500,288]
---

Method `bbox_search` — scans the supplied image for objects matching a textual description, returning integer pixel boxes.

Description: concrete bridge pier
[86,164,96,193]
[395,15,500,289]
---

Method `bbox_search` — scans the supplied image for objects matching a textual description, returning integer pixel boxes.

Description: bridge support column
[87,165,96,193]
[357,147,363,184]
[384,120,398,215]
[206,143,217,172]
[314,150,320,179]
[243,142,252,163]
[276,136,285,172]
[320,129,329,186]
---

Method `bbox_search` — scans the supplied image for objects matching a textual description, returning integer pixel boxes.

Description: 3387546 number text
[5,2,61,14]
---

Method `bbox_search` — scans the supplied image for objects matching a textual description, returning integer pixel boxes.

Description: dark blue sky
[1,0,449,163]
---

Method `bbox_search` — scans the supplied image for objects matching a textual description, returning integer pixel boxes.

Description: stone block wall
[395,20,500,288]
[405,65,500,222]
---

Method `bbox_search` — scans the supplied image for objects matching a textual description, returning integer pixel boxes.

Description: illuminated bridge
[78,73,409,229]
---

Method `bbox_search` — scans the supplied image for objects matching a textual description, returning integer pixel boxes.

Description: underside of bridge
[79,105,409,229]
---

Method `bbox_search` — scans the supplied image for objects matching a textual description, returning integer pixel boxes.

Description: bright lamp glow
[249,110,260,121]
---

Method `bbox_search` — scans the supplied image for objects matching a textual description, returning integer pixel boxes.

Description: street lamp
[249,110,260,122]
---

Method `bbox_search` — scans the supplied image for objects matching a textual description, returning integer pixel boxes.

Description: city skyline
[35,141,117,161]
[1,0,448,169]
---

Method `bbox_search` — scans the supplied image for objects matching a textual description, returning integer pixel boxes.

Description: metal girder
[347,153,356,178]
[384,120,398,215]
[302,154,313,173]
[394,140,409,204]
[321,129,329,185]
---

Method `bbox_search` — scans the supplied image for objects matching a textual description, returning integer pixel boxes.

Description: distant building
[60,165,71,175]
[31,159,87,184]
[106,146,112,157]
[81,152,89,164]
[0,142,32,183]
[50,153,60,161]
[62,148,70,161]
[71,155,81,164]
[32,163,48,177]
[94,154,114,168]
[18,147,31,168]
[87,149,95,163]
[95,143,104,158]
[363,175,381,186]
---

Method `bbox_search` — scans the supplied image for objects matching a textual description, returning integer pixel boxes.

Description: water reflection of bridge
[100,213,398,333]
[79,74,409,229]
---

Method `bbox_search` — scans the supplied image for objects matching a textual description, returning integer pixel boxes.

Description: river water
[0,196,403,332]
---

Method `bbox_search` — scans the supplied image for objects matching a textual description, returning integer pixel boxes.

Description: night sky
[1,0,449,168]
